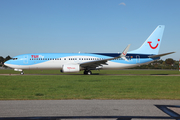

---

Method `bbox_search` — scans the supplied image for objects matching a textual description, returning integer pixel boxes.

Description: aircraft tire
[20,71,24,75]
[87,70,92,75]
[84,70,92,75]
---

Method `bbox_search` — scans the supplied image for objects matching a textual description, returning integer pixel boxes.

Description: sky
[0,0,180,60]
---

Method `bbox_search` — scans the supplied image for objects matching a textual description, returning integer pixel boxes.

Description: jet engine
[61,64,80,73]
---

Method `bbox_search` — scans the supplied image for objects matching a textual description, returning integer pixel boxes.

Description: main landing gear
[84,70,92,75]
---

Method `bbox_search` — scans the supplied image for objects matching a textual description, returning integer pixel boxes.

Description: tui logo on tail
[147,39,160,49]
[122,52,127,55]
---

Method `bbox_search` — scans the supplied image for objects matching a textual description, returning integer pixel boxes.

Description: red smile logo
[147,39,160,49]
[123,52,127,55]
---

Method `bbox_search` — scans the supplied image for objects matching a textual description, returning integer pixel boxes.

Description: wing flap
[80,59,108,69]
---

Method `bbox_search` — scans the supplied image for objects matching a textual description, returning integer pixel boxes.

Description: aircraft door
[136,55,140,63]
[23,55,28,64]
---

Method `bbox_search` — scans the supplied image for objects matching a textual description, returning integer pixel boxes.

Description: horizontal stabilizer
[148,52,175,58]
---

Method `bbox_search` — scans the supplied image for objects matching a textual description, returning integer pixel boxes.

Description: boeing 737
[4,25,174,75]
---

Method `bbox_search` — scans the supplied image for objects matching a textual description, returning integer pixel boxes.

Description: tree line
[132,58,179,69]
[0,56,11,67]
[0,56,179,69]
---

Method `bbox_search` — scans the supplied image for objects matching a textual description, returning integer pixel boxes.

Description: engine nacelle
[61,64,80,73]
[14,69,23,71]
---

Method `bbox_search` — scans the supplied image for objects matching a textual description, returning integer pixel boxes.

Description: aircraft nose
[4,61,8,66]
[4,60,11,66]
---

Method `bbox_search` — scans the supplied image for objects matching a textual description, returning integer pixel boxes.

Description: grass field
[0,69,180,100]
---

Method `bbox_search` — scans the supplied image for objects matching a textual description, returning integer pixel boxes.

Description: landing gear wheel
[87,71,92,75]
[20,71,24,75]
[84,70,92,75]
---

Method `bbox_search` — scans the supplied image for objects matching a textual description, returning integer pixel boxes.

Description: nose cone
[4,60,11,67]
[4,61,8,66]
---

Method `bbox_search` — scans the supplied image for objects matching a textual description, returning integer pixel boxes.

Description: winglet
[115,44,131,62]
[120,44,131,58]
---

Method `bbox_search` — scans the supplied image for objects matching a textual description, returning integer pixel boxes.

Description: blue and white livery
[5,25,174,75]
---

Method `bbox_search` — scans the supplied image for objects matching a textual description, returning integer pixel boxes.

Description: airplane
[4,25,175,75]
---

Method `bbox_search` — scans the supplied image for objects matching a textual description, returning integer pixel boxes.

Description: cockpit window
[12,58,18,60]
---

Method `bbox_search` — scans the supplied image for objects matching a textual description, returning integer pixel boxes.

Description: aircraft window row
[69,58,102,60]
[69,58,77,60]
[13,56,133,61]
[29,57,131,61]
[113,56,131,60]
[30,58,102,61]
[30,58,61,60]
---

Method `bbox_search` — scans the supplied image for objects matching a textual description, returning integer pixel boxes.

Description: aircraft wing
[148,52,175,58]
[80,59,108,69]
[80,44,131,69]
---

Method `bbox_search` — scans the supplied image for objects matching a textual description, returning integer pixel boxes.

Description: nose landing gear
[20,71,24,75]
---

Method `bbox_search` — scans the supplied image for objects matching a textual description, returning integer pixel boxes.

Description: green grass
[0,74,180,100]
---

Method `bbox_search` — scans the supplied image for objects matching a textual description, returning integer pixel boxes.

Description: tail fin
[129,25,165,55]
